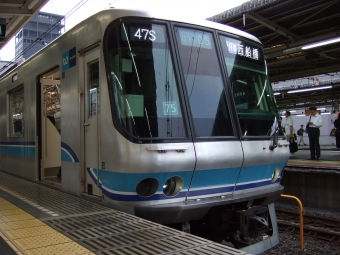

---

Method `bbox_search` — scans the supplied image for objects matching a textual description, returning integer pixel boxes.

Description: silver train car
[0,8,289,253]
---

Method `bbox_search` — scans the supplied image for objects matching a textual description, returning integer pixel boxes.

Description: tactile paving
[1,214,35,223]
[0,195,95,255]
[5,226,53,239]
[0,208,27,217]
[13,234,69,250]
[24,242,95,255]
[0,219,45,231]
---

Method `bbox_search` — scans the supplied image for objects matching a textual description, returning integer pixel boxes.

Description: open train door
[84,47,102,197]
[38,68,62,186]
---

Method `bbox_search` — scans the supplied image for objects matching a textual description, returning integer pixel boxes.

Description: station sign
[305,110,321,115]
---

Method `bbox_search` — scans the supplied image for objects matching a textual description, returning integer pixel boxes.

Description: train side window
[88,61,99,116]
[8,85,24,137]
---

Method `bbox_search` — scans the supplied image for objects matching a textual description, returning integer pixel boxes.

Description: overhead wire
[0,0,91,76]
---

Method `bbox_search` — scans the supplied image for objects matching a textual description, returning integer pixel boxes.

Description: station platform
[286,145,340,170]
[0,171,249,255]
[279,145,340,213]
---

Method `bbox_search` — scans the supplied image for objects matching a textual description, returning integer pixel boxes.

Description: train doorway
[83,48,102,197]
[39,68,62,186]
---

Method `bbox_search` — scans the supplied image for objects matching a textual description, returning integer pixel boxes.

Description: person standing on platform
[297,124,306,145]
[278,117,284,136]
[307,106,323,160]
[333,113,340,148]
[284,111,294,142]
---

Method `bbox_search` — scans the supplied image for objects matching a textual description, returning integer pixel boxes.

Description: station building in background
[15,12,64,61]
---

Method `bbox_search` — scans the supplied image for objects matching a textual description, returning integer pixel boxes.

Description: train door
[39,68,62,185]
[84,48,102,197]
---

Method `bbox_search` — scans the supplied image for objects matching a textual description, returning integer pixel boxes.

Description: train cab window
[8,85,24,137]
[105,22,187,139]
[219,35,277,137]
[175,27,234,137]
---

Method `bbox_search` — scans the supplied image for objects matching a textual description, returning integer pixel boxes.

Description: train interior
[40,68,61,186]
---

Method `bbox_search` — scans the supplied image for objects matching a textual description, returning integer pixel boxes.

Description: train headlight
[163,176,183,197]
[271,166,281,182]
[136,178,159,197]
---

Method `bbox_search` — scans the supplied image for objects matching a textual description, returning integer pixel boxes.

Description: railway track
[276,208,340,244]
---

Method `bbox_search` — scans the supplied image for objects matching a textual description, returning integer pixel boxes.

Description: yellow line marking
[288,159,340,165]
[0,186,59,217]
[0,196,95,255]
[0,184,37,204]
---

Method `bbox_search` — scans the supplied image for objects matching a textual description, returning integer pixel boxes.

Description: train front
[102,16,289,253]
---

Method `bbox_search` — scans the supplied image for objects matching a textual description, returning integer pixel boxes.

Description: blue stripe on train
[86,163,284,201]
[61,142,79,162]
[236,163,285,183]
[0,142,36,157]
[0,141,78,162]
[87,168,187,201]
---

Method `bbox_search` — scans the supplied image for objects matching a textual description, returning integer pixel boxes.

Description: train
[0,7,290,253]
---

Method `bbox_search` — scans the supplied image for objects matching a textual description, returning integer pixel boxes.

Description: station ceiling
[0,0,48,51]
[273,83,340,111]
[209,0,340,110]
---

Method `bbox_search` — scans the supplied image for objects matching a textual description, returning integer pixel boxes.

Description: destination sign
[225,40,260,61]
[178,29,212,49]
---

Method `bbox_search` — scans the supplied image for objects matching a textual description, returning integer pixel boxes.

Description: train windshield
[219,35,277,136]
[174,27,235,137]
[105,22,187,139]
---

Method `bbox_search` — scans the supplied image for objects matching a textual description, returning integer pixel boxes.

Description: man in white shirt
[284,111,294,142]
[307,106,322,160]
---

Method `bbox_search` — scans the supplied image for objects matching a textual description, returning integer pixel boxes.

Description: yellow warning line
[0,184,38,204]
[0,197,95,255]
[289,159,340,165]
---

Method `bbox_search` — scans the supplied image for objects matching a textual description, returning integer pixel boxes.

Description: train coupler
[240,205,270,238]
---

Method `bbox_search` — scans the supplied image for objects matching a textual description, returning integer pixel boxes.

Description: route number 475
[134,29,156,41]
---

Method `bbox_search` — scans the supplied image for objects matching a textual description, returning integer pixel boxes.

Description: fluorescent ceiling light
[296,114,306,116]
[290,110,296,112]
[322,112,331,114]
[274,92,281,95]
[287,86,332,93]
[302,37,340,50]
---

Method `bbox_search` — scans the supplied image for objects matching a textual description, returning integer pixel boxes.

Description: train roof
[90,7,262,44]
[0,8,262,80]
